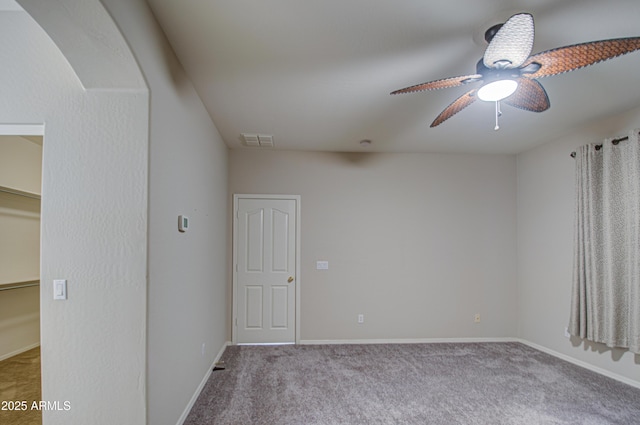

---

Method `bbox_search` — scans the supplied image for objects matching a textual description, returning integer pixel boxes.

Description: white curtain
[569,129,640,353]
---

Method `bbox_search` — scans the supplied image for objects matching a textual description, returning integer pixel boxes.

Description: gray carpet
[185,342,640,424]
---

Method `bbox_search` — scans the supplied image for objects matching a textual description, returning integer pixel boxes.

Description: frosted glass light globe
[477,79,518,102]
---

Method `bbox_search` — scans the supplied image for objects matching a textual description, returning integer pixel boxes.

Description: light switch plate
[53,279,67,300]
[316,260,329,270]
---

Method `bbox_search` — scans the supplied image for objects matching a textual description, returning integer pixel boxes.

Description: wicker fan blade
[503,78,550,112]
[522,37,640,79]
[430,89,477,127]
[483,13,534,69]
[391,74,482,95]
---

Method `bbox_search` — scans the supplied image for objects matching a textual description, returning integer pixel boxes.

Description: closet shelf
[0,185,41,199]
[0,279,40,291]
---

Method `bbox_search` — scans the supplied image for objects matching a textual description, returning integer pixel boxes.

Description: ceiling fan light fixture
[477,79,518,102]
[391,11,640,128]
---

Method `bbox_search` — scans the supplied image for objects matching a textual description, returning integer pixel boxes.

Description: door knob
[288,276,294,283]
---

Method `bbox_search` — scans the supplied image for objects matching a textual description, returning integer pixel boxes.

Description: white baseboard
[517,339,640,390]
[0,342,40,362]
[175,340,231,425]
[299,337,518,345]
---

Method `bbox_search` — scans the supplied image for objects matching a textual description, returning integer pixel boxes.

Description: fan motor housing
[476,60,520,82]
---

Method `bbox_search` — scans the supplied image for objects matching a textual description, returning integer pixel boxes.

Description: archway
[2,2,149,423]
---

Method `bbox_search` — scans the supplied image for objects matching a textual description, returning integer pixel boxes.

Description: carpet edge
[518,339,640,389]
[299,337,518,345]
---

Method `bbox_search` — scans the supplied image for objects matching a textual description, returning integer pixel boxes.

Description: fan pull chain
[494,100,503,130]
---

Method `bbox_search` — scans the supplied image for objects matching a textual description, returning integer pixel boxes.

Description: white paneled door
[234,196,298,344]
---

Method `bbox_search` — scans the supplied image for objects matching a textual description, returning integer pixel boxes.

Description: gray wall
[230,150,518,342]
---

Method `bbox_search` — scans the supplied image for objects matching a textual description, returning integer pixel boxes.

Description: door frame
[232,194,301,344]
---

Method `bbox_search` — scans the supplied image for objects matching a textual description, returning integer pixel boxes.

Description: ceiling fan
[391,13,640,130]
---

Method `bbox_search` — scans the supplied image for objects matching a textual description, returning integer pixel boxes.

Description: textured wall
[99,1,230,424]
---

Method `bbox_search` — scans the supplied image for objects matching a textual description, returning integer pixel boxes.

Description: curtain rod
[570,136,629,158]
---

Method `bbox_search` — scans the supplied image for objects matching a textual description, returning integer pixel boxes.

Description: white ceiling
[147,0,640,154]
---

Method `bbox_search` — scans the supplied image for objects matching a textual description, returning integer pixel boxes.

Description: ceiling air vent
[241,133,274,148]
[258,135,273,147]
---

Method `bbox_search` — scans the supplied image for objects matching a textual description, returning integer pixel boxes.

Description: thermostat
[178,215,189,232]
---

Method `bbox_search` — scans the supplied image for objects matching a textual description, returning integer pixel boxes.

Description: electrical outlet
[474,314,481,323]
[358,314,364,324]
